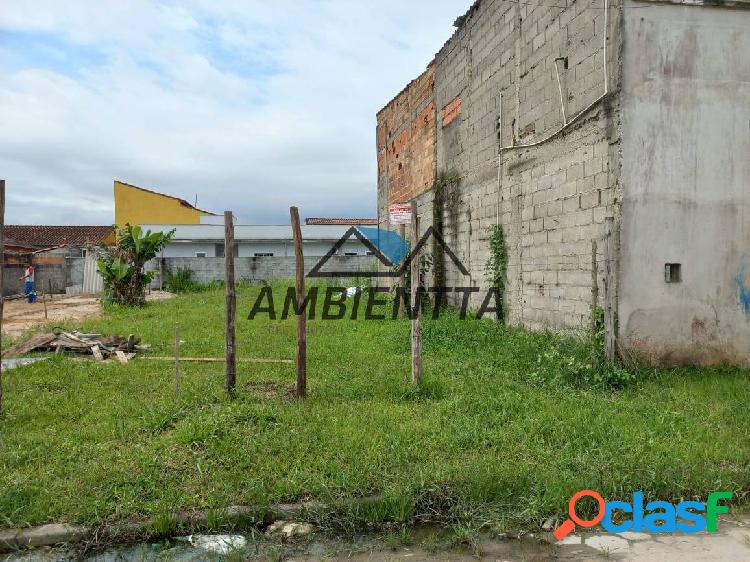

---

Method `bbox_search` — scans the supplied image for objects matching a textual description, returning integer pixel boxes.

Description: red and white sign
[388,203,412,224]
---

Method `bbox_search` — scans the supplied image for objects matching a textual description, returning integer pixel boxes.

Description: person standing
[20,262,35,303]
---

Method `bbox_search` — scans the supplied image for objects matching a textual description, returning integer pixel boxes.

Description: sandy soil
[1,291,174,339]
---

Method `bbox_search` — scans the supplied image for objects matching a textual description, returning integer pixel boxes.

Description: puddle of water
[1,358,49,371]
[3,516,748,561]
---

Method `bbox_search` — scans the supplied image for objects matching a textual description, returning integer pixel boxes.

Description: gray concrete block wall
[145,256,377,288]
[427,0,621,327]
[3,250,86,296]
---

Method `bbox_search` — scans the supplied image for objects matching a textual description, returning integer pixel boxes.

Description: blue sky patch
[0,29,106,75]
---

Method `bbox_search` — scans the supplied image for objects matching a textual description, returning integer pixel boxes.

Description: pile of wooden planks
[4,331,149,363]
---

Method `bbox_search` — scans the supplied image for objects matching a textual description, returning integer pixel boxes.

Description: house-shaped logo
[307,226,469,278]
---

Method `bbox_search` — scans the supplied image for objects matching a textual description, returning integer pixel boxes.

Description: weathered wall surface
[619,1,750,365]
[3,248,86,296]
[422,0,621,329]
[145,255,376,288]
[3,255,376,296]
[376,65,436,218]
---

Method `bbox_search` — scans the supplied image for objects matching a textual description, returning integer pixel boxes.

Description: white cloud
[0,0,461,225]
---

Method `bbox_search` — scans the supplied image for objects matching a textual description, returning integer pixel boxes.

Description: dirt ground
[1,291,174,339]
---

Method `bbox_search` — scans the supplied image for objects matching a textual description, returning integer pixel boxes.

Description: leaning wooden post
[410,208,422,385]
[0,180,4,415]
[175,322,181,397]
[224,211,237,395]
[603,217,616,363]
[290,206,307,399]
[398,224,407,318]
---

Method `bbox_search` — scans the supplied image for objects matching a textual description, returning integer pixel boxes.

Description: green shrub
[165,267,225,293]
[165,267,196,293]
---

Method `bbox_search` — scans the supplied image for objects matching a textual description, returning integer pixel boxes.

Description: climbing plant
[485,224,508,322]
[432,170,461,292]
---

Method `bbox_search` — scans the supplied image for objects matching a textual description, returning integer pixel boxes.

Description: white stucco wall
[161,242,218,258]
[619,1,750,365]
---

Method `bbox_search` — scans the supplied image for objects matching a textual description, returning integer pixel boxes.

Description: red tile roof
[305,217,378,225]
[4,225,115,248]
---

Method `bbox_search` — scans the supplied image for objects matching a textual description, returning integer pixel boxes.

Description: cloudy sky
[0,1,461,225]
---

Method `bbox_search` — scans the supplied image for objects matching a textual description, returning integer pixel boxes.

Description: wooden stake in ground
[175,322,181,397]
[0,179,5,415]
[398,223,407,318]
[42,292,48,320]
[290,206,307,399]
[224,211,237,395]
[410,208,422,385]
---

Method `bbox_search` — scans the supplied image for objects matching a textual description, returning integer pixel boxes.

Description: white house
[141,223,372,258]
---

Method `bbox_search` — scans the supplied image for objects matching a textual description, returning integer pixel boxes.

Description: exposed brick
[376,0,618,331]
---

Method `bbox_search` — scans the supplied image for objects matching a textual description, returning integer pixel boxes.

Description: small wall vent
[665,263,682,283]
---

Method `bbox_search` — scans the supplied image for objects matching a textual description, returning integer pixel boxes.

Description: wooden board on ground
[91,345,104,361]
[3,330,148,361]
[4,333,57,358]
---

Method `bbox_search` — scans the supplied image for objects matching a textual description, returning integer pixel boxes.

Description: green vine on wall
[485,224,508,322]
[432,170,461,292]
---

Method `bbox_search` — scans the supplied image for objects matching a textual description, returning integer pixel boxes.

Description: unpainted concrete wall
[619,1,750,365]
[145,255,377,288]
[409,0,621,329]
[3,248,86,296]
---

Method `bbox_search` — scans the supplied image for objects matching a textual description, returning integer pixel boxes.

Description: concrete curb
[0,524,89,551]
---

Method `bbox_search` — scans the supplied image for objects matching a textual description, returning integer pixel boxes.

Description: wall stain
[738,256,750,315]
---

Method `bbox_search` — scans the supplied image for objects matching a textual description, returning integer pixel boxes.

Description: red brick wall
[376,64,436,206]
[441,96,461,127]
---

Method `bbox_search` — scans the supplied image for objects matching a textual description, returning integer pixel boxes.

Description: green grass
[0,285,748,531]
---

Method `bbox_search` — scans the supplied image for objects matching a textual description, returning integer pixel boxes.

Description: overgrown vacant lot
[1,285,748,530]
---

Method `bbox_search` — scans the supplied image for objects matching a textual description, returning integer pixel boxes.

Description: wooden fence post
[410,208,422,385]
[224,211,236,395]
[0,179,4,415]
[290,207,307,399]
[604,217,616,363]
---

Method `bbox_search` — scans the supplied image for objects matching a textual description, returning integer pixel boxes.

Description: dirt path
[1,291,174,339]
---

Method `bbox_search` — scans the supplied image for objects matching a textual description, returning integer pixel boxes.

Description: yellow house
[114,180,216,228]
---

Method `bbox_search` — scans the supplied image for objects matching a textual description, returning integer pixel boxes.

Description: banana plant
[98,224,174,305]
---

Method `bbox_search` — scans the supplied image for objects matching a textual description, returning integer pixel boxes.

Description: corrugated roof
[305,217,378,225]
[4,225,114,248]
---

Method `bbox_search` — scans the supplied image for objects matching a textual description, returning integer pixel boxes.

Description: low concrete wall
[146,255,377,287]
[2,255,377,297]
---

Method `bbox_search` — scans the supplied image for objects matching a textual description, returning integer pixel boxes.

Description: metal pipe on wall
[499,0,610,155]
